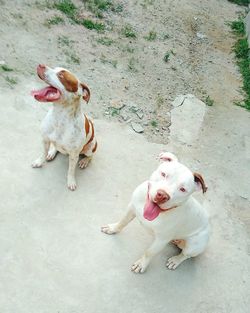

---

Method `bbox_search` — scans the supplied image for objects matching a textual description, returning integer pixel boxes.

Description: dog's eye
[180,187,186,192]
[161,172,166,178]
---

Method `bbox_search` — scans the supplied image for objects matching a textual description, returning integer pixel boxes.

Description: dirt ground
[0,1,250,313]
[0,0,244,141]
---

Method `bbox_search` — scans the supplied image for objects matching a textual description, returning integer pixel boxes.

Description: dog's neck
[53,96,82,117]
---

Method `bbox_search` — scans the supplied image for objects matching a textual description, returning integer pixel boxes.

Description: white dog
[101,152,209,273]
[31,64,97,191]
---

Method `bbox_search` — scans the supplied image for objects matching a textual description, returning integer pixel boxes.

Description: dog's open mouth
[144,197,164,221]
[144,184,164,221]
[31,86,61,102]
[143,184,174,221]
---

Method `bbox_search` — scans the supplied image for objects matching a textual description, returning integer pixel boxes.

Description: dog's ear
[194,172,207,194]
[158,152,178,162]
[80,83,90,103]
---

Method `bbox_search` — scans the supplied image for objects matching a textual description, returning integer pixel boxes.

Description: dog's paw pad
[131,259,147,274]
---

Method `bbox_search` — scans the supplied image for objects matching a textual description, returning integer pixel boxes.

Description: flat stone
[136,110,144,119]
[170,94,207,145]
[131,122,144,133]
[172,95,186,107]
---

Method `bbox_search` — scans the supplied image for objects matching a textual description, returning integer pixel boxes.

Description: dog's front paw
[67,177,77,191]
[101,223,120,235]
[131,258,148,274]
[32,158,43,168]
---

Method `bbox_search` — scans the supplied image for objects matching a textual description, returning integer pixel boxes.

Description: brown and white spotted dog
[31,64,97,191]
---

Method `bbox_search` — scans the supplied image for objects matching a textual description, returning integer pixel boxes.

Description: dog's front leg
[101,202,136,234]
[67,152,79,191]
[32,140,50,168]
[131,237,168,274]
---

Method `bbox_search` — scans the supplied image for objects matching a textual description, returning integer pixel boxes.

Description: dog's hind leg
[79,139,97,169]
[78,155,92,169]
[46,142,58,161]
[167,228,209,270]
[166,253,189,270]
[101,202,136,235]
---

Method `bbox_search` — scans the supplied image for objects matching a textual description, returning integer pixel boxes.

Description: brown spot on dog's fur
[57,70,78,92]
[172,239,186,249]
[84,114,90,136]
[80,119,95,155]
[92,141,97,153]
[194,173,207,193]
[80,83,90,103]
[86,120,95,145]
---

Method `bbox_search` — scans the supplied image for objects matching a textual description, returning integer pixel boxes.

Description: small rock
[126,118,133,124]
[136,110,144,119]
[0,60,5,65]
[120,113,130,121]
[196,32,207,40]
[131,122,144,133]
[129,105,139,113]
[110,99,125,110]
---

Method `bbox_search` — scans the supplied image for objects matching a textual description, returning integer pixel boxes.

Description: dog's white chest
[41,106,85,153]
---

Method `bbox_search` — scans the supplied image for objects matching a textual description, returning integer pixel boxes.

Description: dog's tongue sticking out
[31,86,61,102]
[143,198,162,221]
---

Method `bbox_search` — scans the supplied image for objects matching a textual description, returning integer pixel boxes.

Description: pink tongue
[31,86,60,102]
[143,198,162,221]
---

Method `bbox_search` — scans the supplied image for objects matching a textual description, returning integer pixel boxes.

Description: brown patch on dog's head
[80,83,90,103]
[57,70,78,93]
[194,172,207,194]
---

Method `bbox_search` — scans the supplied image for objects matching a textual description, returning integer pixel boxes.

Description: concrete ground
[0,82,250,313]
